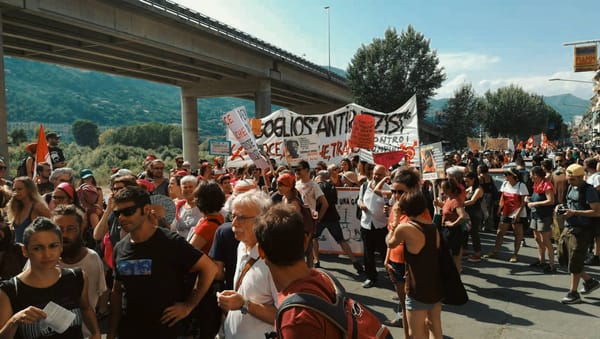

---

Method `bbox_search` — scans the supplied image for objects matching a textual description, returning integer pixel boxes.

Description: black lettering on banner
[315,116,329,136]
[293,116,304,136]
[303,117,316,134]
[263,119,275,138]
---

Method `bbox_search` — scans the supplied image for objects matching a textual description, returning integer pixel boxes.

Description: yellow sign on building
[574,45,598,72]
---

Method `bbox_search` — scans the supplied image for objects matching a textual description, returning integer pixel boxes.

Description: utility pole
[324,6,331,77]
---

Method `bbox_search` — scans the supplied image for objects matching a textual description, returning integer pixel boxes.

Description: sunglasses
[0,166,6,170]
[391,189,405,195]
[114,205,139,217]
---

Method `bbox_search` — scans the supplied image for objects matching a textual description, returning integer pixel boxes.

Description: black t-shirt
[0,268,83,339]
[48,146,65,166]
[113,227,202,338]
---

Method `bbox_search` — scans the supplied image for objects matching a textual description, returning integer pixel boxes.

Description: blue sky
[176,0,598,100]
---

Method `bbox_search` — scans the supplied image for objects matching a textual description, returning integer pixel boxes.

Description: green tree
[72,119,99,148]
[441,84,482,149]
[347,26,446,119]
[483,85,548,140]
[10,128,28,145]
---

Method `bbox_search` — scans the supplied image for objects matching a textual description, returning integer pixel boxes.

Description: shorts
[405,294,440,311]
[530,217,553,232]
[500,216,528,225]
[316,221,345,243]
[558,227,593,274]
[386,261,406,285]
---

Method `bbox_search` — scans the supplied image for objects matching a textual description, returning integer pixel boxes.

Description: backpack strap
[276,269,347,337]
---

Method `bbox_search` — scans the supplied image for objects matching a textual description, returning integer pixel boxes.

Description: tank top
[404,221,443,304]
[465,188,482,214]
[13,203,35,244]
[0,268,84,339]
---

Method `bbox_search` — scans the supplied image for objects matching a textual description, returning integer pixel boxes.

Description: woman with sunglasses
[463,172,484,263]
[7,177,50,244]
[0,217,100,338]
[484,167,529,262]
[526,166,556,273]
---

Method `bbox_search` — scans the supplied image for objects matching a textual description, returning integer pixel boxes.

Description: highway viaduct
[0,0,353,167]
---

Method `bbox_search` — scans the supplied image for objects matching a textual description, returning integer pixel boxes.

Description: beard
[61,237,83,258]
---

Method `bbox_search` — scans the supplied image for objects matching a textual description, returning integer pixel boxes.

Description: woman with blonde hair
[7,177,50,244]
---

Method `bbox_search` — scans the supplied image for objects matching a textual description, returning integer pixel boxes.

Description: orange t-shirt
[388,209,432,263]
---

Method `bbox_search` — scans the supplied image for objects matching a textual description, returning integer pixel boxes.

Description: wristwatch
[240,299,249,315]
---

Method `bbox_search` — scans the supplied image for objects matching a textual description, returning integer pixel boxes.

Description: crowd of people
[1,134,600,338]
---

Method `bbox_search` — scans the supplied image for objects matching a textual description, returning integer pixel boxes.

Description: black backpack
[16,157,28,177]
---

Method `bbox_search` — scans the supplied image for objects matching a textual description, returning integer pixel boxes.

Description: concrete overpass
[0,0,352,167]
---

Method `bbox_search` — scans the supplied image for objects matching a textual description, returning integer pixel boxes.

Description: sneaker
[467,254,482,263]
[521,239,527,247]
[579,279,600,295]
[383,317,403,327]
[352,261,364,274]
[542,264,557,274]
[561,291,581,304]
[584,256,600,266]
[483,251,497,259]
[509,255,518,263]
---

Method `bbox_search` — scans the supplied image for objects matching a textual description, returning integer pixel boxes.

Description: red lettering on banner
[265,141,285,160]
[229,145,246,161]
[233,129,249,139]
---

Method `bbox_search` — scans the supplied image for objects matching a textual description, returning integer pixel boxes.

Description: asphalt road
[320,232,600,339]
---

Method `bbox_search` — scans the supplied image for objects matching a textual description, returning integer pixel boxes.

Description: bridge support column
[0,12,8,170]
[180,88,199,170]
[254,79,271,118]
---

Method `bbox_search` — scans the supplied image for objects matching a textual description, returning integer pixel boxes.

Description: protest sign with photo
[420,142,445,180]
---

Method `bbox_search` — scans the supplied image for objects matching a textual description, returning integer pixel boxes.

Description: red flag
[516,141,524,151]
[35,124,51,177]
[541,133,549,150]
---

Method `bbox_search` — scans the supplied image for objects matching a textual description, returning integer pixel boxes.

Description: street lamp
[548,78,594,84]
[324,6,331,77]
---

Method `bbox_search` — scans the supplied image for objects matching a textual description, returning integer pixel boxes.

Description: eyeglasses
[391,189,405,195]
[114,205,140,217]
[0,166,6,170]
[52,195,69,201]
[231,213,256,222]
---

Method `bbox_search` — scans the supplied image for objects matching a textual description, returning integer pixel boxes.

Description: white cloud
[437,70,595,100]
[438,52,500,72]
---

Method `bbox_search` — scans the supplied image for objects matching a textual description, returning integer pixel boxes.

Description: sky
[173,0,598,101]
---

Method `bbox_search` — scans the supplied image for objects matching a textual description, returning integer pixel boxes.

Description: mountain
[5,57,589,137]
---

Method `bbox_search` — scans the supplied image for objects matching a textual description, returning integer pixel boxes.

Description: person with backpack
[256,203,391,339]
[312,170,363,274]
[557,164,600,304]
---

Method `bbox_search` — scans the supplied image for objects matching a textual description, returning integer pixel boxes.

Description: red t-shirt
[277,269,341,338]
[442,197,463,224]
[193,214,224,253]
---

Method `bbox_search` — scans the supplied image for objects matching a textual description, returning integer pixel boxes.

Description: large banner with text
[225,96,419,168]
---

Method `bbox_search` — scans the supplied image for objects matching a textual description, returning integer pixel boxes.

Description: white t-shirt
[500,181,529,218]
[295,180,324,212]
[586,172,600,189]
[224,243,278,339]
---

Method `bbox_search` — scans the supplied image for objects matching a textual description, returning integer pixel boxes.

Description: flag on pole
[34,124,51,177]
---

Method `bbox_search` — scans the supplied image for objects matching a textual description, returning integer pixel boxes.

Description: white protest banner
[226,95,419,168]
[317,187,363,255]
[222,106,270,169]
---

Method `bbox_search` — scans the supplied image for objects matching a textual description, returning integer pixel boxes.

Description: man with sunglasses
[108,186,218,339]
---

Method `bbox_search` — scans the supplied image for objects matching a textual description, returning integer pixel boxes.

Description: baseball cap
[46,132,60,139]
[277,173,296,188]
[80,169,94,179]
[566,164,585,177]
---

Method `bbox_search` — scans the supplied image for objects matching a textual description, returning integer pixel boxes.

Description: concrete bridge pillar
[180,88,199,170]
[0,12,8,171]
[254,79,271,118]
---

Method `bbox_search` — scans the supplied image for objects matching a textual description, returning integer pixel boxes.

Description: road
[319,232,600,339]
